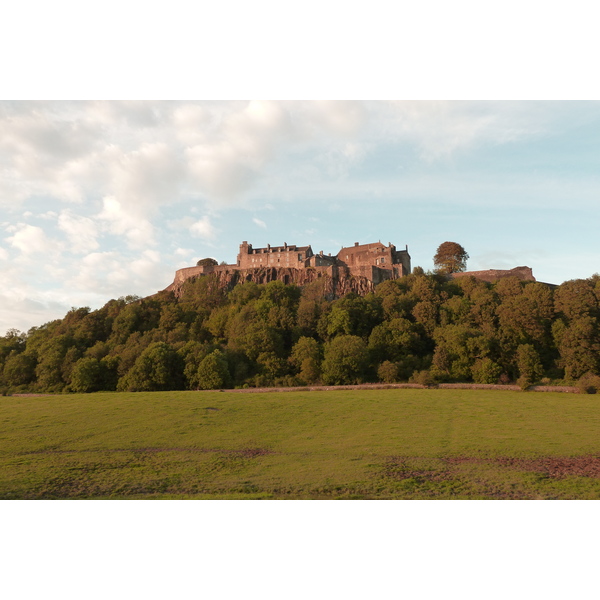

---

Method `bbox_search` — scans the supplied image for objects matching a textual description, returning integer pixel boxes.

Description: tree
[196,257,218,267]
[290,337,322,384]
[433,242,469,274]
[117,342,184,391]
[516,344,543,388]
[321,335,370,385]
[70,357,103,393]
[196,349,231,390]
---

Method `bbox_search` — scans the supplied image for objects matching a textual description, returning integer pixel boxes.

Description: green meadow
[2,388,600,499]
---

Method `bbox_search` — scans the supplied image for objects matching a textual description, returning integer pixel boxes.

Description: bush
[409,370,435,387]
[378,361,399,383]
[321,335,370,385]
[197,350,232,390]
[70,357,103,393]
[577,372,600,394]
[516,344,543,387]
[471,358,502,384]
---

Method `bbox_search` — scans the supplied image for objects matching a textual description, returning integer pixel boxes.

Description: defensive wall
[451,266,535,283]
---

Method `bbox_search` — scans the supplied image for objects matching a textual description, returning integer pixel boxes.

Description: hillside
[2,270,600,394]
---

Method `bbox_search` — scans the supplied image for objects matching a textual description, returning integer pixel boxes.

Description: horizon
[2,100,600,333]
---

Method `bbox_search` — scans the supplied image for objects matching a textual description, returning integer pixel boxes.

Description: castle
[165,239,541,297]
[167,240,412,293]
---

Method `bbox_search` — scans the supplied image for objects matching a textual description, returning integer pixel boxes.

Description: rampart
[451,266,535,284]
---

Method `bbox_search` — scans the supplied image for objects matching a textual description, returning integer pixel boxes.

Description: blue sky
[1,100,600,333]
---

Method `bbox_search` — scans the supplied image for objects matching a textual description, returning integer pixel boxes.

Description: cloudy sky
[1,99,599,333]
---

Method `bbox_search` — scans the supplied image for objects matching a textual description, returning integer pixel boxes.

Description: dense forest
[2,269,600,394]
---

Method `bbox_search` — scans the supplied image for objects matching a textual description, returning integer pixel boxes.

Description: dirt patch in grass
[381,454,600,482]
[495,456,600,479]
[381,457,450,482]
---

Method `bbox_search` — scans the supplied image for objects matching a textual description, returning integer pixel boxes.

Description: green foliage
[196,257,218,267]
[471,358,502,384]
[321,335,370,385]
[290,337,322,384]
[516,344,544,387]
[117,342,184,392]
[70,357,104,393]
[577,372,600,394]
[2,351,36,387]
[196,350,232,390]
[378,360,399,383]
[409,370,435,386]
[15,266,600,394]
[433,241,469,274]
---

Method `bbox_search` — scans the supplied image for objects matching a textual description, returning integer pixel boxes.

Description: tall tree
[433,242,469,274]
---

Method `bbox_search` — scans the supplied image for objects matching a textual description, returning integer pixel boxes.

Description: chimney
[354,242,359,247]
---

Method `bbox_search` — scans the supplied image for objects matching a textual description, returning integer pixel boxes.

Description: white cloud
[6,223,56,255]
[109,142,186,213]
[57,210,99,253]
[97,196,156,249]
[310,101,368,136]
[189,216,216,240]
[67,249,169,297]
[253,217,267,229]
[0,246,8,260]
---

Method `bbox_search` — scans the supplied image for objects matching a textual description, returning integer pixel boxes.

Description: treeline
[2,269,600,393]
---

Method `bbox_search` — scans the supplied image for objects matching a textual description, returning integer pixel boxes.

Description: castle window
[298,253,303,260]
[381,257,385,264]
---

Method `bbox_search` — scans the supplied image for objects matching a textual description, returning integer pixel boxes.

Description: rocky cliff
[164,265,379,299]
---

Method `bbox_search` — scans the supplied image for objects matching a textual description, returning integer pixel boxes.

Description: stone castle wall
[451,266,535,283]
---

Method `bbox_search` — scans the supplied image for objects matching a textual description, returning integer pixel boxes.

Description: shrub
[197,350,232,390]
[321,335,370,385]
[378,361,399,383]
[577,372,600,394]
[471,358,502,384]
[409,370,435,387]
[516,344,543,387]
[70,357,103,393]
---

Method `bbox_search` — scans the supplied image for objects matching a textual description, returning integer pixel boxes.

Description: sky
[1,99,600,333]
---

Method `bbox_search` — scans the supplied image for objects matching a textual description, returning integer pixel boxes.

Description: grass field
[2,388,600,499]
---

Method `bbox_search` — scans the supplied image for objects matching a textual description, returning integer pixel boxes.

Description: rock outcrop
[164,265,380,299]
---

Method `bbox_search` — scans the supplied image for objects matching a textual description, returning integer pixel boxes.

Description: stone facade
[166,239,411,297]
[237,241,313,269]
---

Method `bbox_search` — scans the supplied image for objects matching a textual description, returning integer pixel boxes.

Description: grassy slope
[2,388,600,499]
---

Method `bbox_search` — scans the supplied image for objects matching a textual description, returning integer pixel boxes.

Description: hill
[2,270,600,394]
